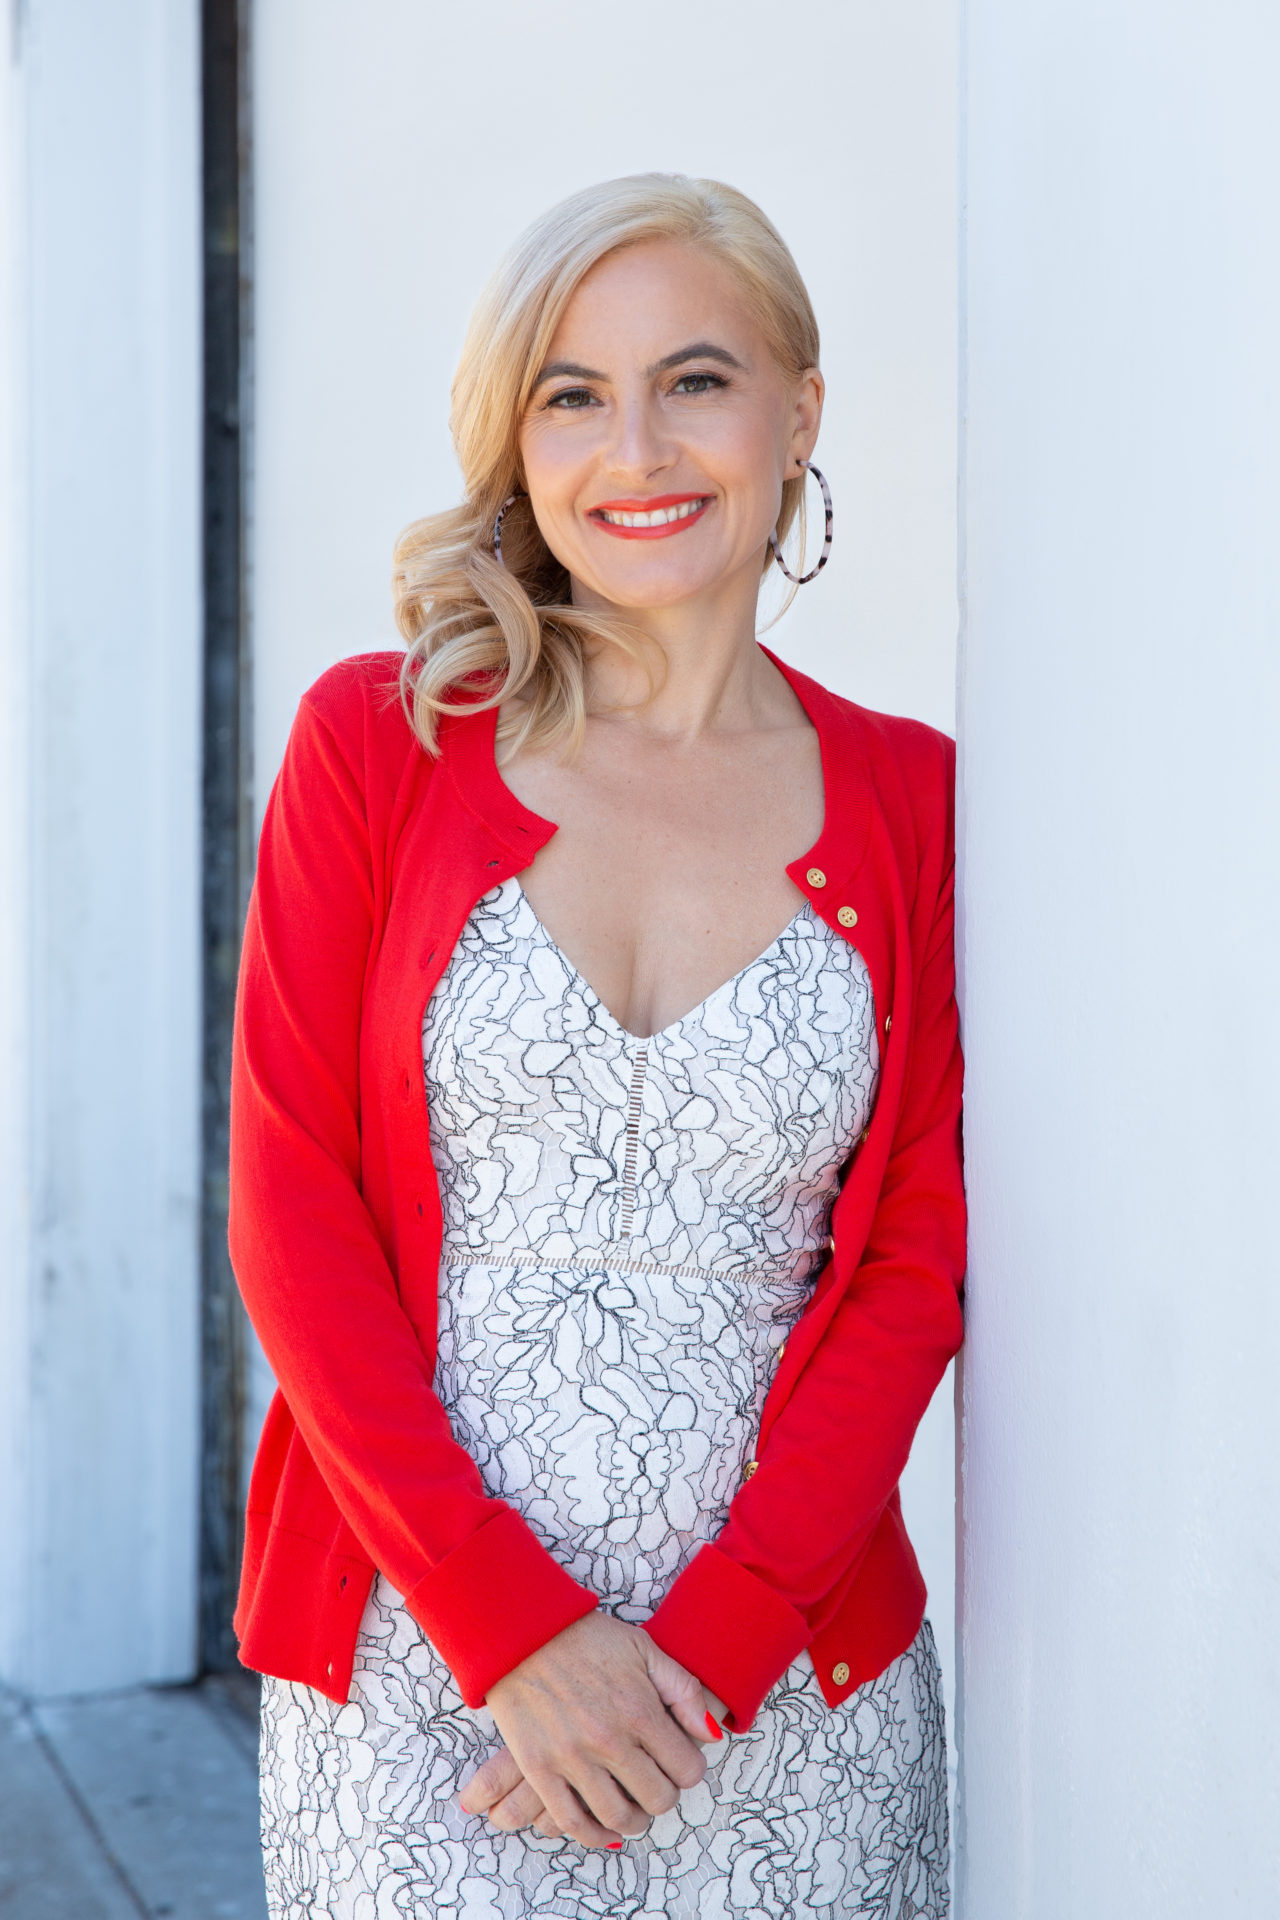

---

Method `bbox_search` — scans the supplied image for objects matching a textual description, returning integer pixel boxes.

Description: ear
[786,367,825,472]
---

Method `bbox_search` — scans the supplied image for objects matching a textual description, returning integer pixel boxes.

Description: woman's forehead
[544,242,764,368]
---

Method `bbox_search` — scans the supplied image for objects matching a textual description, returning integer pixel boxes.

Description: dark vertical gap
[199,0,254,1674]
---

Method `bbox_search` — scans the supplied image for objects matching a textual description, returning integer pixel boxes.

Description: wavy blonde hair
[393,173,821,760]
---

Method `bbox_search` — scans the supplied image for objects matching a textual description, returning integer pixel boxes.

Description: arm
[232,682,714,1844]
[230,687,599,1696]
[644,817,966,1729]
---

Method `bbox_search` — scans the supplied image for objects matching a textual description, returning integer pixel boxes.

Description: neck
[573,559,789,742]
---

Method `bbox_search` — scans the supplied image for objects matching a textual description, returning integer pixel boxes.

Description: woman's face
[517,239,822,616]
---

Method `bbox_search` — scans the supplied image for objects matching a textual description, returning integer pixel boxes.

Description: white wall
[957,4,1280,1913]
[250,0,961,1775]
[0,1,202,1694]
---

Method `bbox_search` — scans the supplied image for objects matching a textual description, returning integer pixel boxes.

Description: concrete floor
[0,1673,267,1919]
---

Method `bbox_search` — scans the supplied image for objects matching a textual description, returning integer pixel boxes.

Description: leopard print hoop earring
[769,460,833,584]
[492,492,521,567]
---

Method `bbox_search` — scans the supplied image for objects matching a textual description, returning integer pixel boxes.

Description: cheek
[519,432,594,531]
[714,427,787,536]
[518,451,589,574]
[698,405,787,493]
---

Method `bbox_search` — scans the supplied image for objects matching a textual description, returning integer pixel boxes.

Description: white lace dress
[258,877,949,1919]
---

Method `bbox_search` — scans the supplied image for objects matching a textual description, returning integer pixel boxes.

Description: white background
[957,3,1280,1912]
[0,0,201,1692]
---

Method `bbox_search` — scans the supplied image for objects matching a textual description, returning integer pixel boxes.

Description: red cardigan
[229,648,965,1732]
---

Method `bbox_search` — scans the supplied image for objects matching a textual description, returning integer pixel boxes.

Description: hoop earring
[769,460,833,585]
[492,492,521,567]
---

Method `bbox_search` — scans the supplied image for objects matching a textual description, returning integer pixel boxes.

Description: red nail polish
[607,1841,622,1849]
[705,1711,724,1740]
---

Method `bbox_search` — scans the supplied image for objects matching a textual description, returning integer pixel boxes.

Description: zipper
[618,1042,650,1239]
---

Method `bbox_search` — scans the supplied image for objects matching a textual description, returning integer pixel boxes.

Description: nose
[603,388,676,484]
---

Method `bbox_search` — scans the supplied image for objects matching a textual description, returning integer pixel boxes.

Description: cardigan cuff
[405,1508,598,1708]
[643,1544,810,1731]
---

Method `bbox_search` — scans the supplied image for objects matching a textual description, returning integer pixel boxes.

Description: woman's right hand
[463,1611,717,1848]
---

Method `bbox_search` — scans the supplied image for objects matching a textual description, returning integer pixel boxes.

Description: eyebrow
[531,341,745,390]
[533,360,607,387]
[649,341,744,377]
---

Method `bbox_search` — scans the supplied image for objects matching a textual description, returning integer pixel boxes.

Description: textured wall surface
[0,0,202,1693]
[957,3,1280,1912]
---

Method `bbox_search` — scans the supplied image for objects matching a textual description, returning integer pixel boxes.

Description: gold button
[776,1338,787,1359]
[837,906,858,929]
[806,867,827,888]
[832,1661,850,1686]
[742,1459,758,1480]
[884,1013,892,1034]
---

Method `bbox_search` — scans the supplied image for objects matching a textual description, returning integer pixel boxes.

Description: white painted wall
[957,4,1280,1913]
[0,0,27,1705]
[0,1,202,1694]
[250,0,961,1777]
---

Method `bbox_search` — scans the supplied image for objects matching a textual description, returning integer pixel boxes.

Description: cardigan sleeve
[229,686,597,1706]
[644,763,966,1730]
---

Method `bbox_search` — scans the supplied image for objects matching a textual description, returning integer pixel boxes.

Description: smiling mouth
[589,494,713,538]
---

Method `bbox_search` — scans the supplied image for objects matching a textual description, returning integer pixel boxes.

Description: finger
[604,1747,685,1820]
[630,1696,709,1794]
[641,1640,722,1750]
[486,1779,548,1832]
[568,1761,653,1837]
[458,1744,526,1816]
[538,1772,632,1849]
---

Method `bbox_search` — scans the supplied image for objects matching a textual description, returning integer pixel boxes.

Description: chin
[583,560,729,611]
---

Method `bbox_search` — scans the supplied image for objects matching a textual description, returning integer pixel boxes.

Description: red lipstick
[587,492,713,540]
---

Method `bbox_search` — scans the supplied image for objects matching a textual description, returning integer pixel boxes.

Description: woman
[231,174,965,1918]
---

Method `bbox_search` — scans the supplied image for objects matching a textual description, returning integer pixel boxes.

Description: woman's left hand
[461,1687,728,1839]
[459,1742,556,1838]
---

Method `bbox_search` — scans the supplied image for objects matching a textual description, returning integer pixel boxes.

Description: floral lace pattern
[261,1582,946,1919]
[259,879,949,1916]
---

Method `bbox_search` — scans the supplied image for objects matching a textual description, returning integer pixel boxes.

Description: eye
[544,386,598,410]
[671,370,730,396]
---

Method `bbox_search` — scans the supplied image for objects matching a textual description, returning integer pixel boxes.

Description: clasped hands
[458,1610,725,1850]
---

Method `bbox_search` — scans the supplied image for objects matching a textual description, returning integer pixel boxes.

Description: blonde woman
[231,174,965,1918]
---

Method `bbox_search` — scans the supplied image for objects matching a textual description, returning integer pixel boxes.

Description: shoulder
[265,653,435,858]
[844,699,955,832]
[833,692,953,782]
[774,653,954,838]
[846,701,954,889]
[298,650,411,749]
[285,651,424,793]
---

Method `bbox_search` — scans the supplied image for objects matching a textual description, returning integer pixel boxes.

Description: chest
[497,719,825,1039]
[421,875,880,1283]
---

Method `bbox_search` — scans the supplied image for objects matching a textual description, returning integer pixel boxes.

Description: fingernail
[705,1711,724,1740]
[607,1841,622,1850]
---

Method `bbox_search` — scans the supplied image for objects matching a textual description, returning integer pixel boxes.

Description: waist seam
[440,1241,773,1286]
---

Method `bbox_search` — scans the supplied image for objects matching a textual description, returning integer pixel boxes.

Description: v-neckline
[511,879,813,1046]
[440,644,875,922]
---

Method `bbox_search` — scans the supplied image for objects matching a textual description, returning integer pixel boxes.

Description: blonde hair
[393,173,821,759]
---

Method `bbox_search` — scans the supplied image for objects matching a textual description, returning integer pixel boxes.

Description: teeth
[598,498,708,527]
